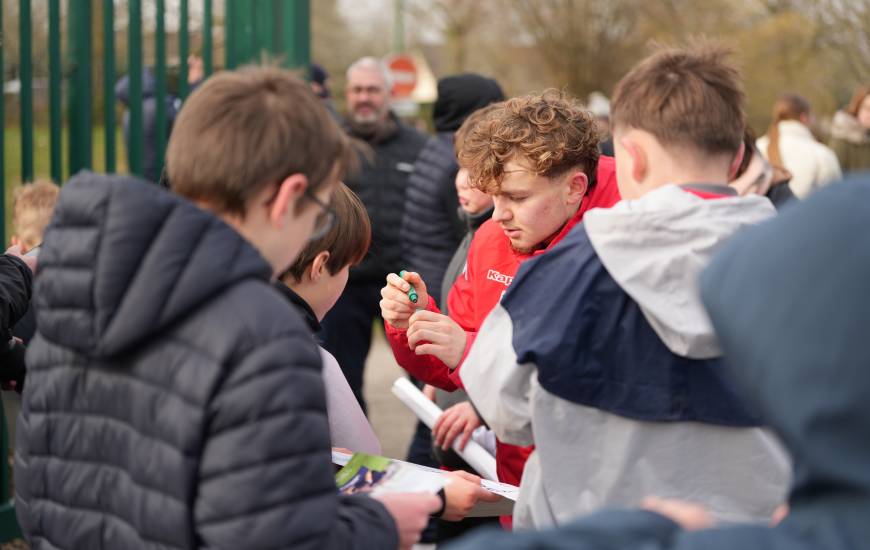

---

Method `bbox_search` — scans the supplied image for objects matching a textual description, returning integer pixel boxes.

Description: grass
[2,125,128,244]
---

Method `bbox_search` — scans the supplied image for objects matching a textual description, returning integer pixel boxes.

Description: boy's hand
[642,497,715,531]
[5,244,37,273]
[441,471,501,522]
[433,402,481,451]
[380,271,429,330]
[374,492,441,550]
[406,310,467,368]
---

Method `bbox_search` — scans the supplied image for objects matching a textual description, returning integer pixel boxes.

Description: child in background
[276,183,381,455]
[11,180,60,254]
[10,180,60,344]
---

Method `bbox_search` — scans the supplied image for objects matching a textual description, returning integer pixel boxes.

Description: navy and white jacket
[460,185,791,529]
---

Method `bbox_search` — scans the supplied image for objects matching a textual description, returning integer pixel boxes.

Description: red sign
[386,55,417,98]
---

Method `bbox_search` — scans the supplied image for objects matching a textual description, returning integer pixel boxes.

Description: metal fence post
[19,0,34,183]
[68,0,93,176]
[0,0,5,245]
[204,0,213,76]
[103,0,116,174]
[156,0,167,176]
[49,0,62,182]
[279,0,310,70]
[128,0,143,176]
[179,0,189,99]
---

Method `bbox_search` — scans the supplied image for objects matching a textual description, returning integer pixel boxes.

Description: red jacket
[386,156,621,487]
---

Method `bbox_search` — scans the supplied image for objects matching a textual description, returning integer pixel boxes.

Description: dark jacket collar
[273,282,320,333]
[458,206,494,233]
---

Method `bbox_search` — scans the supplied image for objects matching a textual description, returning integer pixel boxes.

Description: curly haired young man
[378,91,622,525]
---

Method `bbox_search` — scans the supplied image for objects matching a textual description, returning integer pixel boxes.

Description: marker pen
[399,270,419,304]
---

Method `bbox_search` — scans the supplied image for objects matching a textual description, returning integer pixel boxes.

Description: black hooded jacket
[400,74,503,302]
[15,172,397,550]
[447,176,870,550]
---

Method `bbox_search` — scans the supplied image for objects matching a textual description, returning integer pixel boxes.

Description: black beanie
[433,73,504,133]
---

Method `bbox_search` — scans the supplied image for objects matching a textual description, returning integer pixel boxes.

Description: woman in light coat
[757,94,841,198]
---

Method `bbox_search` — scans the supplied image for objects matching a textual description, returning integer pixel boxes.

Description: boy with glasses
[15,66,438,550]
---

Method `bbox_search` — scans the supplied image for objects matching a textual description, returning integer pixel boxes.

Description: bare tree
[501,0,646,97]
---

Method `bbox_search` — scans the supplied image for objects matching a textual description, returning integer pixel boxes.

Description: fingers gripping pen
[399,270,419,303]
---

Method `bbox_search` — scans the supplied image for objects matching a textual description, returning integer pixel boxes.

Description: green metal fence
[2,0,311,245]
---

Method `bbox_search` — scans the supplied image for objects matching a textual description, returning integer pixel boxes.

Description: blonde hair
[13,180,60,250]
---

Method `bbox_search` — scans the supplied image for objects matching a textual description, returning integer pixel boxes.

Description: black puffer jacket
[345,115,427,284]
[15,172,397,550]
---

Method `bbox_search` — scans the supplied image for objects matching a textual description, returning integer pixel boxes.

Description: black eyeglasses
[304,190,337,242]
[263,183,337,242]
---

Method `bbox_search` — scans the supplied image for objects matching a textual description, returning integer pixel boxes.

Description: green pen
[399,270,418,304]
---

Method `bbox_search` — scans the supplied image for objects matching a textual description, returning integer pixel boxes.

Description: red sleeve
[384,229,486,392]
[385,298,461,392]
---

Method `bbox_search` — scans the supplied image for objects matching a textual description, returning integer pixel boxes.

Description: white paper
[332,449,516,517]
[391,377,499,481]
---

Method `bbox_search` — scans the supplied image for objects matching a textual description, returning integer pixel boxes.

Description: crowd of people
[1,38,869,550]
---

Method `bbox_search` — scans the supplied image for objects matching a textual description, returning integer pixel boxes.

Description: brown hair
[845,85,870,117]
[282,183,371,281]
[167,65,356,217]
[13,179,60,249]
[611,42,744,158]
[456,89,600,193]
[454,104,500,158]
[765,94,811,169]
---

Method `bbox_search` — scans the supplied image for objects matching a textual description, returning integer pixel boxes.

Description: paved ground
[362,324,418,460]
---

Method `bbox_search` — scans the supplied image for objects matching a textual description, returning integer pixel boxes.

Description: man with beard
[319,57,427,412]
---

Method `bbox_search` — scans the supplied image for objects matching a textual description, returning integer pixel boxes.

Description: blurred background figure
[731,130,795,209]
[588,92,613,156]
[115,55,205,183]
[829,85,870,173]
[310,62,339,118]
[756,94,841,198]
[319,57,427,413]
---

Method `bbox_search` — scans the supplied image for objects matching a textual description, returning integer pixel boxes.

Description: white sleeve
[459,304,535,447]
[819,146,843,186]
[319,347,382,455]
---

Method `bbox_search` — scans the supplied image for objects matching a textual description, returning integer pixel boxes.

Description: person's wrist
[432,488,446,518]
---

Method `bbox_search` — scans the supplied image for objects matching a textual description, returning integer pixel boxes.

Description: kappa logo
[486,269,514,287]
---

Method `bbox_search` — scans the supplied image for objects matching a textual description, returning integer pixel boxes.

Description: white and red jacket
[386,156,622,489]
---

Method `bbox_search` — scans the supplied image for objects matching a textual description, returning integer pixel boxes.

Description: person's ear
[621,136,647,184]
[9,235,20,248]
[269,173,308,228]
[729,142,746,181]
[309,251,331,282]
[566,170,589,205]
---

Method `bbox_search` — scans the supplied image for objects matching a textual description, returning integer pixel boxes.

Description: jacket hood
[700,176,870,541]
[433,73,504,132]
[35,172,272,358]
[114,68,158,105]
[584,185,775,359]
[830,110,870,145]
